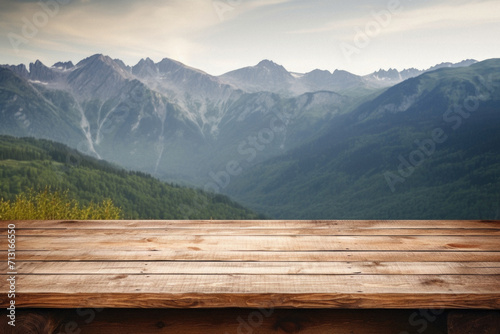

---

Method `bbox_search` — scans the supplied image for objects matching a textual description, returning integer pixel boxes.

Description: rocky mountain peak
[132,57,158,77]
[219,59,294,93]
[29,60,58,82]
[256,59,290,74]
[1,64,29,78]
[156,57,209,76]
[257,59,279,68]
[52,61,75,70]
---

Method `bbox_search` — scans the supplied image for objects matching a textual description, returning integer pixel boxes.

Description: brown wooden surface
[7,250,500,262]
[4,227,500,236]
[4,235,500,251]
[1,220,499,309]
[5,261,499,275]
[5,219,500,229]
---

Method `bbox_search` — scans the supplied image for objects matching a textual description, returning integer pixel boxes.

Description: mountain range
[1,54,498,219]
[227,59,500,219]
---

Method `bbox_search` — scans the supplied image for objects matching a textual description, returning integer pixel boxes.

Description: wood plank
[4,291,500,309]
[0,309,449,334]
[3,227,500,236]
[5,235,500,251]
[3,274,500,295]
[3,219,500,229]
[9,250,500,262]
[3,261,499,275]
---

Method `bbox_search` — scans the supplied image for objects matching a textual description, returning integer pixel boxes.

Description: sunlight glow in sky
[1,0,499,75]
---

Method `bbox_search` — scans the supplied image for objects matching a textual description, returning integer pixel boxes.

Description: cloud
[383,0,500,34]
[287,0,500,38]
[243,0,293,10]
[1,0,223,64]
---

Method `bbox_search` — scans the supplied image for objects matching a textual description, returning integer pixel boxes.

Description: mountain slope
[0,67,85,147]
[0,55,482,187]
[0,135,262,219]
[0,59,212,180]
[226,59,500,219]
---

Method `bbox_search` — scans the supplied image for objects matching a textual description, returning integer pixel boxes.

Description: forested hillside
[227,60,500,219]
[0,136,262,219]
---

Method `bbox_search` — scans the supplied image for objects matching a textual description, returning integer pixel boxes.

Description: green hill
[226,59,500,219]
[0,135,262,219]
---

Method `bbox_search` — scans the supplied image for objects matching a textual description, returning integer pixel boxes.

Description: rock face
[53,61,74,70]
[29,60,60,82]
[2,64,29,78]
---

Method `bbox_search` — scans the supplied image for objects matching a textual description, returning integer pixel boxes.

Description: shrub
[0,187,121,220]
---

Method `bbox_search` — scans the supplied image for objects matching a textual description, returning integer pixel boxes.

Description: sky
[0,0,499,76]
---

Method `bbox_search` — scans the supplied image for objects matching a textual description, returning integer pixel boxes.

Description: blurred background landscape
[1,0,499,219]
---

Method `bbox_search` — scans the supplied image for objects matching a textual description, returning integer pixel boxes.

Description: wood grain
[3,227,500,236]
[2,219,500,229]
[9,250,500,262]
[0,220,499,310]
[4,291,500,309]
[5,235,500,251]
[3,261,499,275]
[8,273,500,294]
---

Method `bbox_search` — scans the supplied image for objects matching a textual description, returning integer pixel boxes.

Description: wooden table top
[1,220,500,309]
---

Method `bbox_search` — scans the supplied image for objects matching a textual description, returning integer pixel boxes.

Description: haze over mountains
[227,60,500,219]
[1,55,498,219]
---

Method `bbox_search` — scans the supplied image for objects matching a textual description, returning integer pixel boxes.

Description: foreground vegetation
[0,188,121,220]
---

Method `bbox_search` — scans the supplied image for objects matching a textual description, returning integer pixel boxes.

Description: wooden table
[1,220,499,333]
